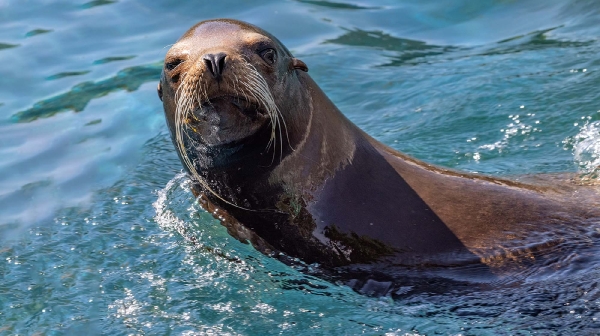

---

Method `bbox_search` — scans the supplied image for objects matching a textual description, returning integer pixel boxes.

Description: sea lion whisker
[240,79,278,154]
[231,74,240,101]
[268,110,280,165]
[273,103,293,153]
[238,69,283,152]
[242,65,285,146]
[276,107,283,162]
[238,85,252,111]
[244,87,277,159]
[173,75,255,212]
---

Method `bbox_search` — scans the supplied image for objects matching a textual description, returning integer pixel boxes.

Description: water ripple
[3,0,600,334]
[296,0,381,10]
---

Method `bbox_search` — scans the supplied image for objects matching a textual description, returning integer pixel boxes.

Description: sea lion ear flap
[291,58,308,72]
[157,82,163,101]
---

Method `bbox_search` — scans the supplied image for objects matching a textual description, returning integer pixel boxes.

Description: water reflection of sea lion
[158,19,600,279]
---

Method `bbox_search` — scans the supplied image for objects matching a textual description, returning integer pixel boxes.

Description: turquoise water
[2,0,600,334]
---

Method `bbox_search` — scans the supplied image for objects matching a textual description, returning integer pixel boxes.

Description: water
[2,0,600,334]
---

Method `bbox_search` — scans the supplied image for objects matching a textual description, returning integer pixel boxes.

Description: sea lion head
[158,19,310,174]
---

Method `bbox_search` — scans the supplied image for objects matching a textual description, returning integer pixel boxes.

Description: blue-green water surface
[2,0,600,334]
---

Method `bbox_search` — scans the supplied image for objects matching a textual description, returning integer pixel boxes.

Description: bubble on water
[479,116,535,152]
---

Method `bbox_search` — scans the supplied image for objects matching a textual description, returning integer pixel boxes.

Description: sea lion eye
[165,59,183,71]
[260,49,277,65]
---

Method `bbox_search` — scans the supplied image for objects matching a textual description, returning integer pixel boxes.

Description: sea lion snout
[202,52,227,79]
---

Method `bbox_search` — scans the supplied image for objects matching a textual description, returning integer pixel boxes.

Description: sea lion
[158,19,600,281]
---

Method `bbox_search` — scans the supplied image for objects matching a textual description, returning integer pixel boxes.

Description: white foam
[571,120,600,179]
[152,172,202,243]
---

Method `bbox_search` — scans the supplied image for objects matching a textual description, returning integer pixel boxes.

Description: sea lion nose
[203,52,227,79]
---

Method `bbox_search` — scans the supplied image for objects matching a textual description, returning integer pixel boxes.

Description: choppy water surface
[2,0,600,334]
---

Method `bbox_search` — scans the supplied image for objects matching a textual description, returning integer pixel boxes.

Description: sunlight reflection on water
[2,0,600,334]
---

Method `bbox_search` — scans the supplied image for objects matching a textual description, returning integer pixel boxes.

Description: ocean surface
[2,0,600,334]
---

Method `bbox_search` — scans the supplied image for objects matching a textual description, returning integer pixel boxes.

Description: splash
[152,172,202,243]
[570,120,600,181]
[152,173,249,264]
[478,113,539,153]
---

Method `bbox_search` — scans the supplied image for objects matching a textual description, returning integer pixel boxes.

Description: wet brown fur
[159,19,600,276]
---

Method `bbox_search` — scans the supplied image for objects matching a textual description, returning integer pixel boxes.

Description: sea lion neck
[268,73,359,195]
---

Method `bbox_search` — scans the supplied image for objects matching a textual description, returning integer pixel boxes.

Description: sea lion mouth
[197,95,266,121]
[182,94,269,147]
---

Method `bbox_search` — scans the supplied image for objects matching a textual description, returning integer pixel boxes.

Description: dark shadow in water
[481,26,596,57]
[93,55,136,65]
[80,0,117,9]
[325,28,455,66]
[25,29,53,38]
[296,0,380,10]
[12,62,162,123]
[497,26,563,44]
[0,43,18,51]
[45,71,91,81]
[85,119,102,126]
